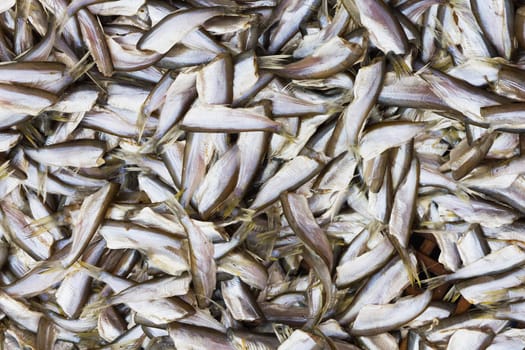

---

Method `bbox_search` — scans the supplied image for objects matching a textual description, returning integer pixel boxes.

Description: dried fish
[359,122,425,161]
[181,104,282,133]
[24,140,106,168]
[262,37,363,79]
[0,0,522,348]
[137,7,227,54]
[426,245,525,288]
[351,290,432,335]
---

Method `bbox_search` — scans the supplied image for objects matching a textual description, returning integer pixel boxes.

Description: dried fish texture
[0,0,524,349]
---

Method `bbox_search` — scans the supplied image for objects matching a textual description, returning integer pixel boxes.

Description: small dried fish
[0,0,522,348]
[181,104,282,133]
[24,140,106,168]
[262,36,363,79]
[137,7,227,54]
[350,290,432,335]
[425,245,525,288]
[359,122,425,161]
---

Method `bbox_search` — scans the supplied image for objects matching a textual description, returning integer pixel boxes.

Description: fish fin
[278,129,297,144]
[156,127,184,148]
[282,81,296,94]
[479,289,509,305]
[68,51,96,83]
[38,260,65,275]
[74,260,104,279]
[75,330,101,346]
[326,103,345,115]
[79,297,109,319]
[0,160,13,180]
[48,113,71,122]
[273,324,294,343]
[405,252,421,288]
[18,122,43,147]
[23,224,50,238]
[387,52,412,78]
[419,258,432,281]
[236,208,259,226]
[366,219,387,235]
[423,275,448,290]
[174,189,184,203]
[454,187,472,202]
[27,210,60,237]
[34,165,48,200]
[194,293,228,315]
[455,183,485,201]
[220,192,241,218]
[137,140,157,154]
[443,285,460,302]
[85,71,106,95]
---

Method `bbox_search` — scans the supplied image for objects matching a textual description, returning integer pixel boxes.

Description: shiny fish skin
[280,194,334,295]
[168,323,234,350]
[350,290,432,335]
[98,220,188,275]
[197,52,233,105]
[338,254,417,325]
[137,7,227,54]
[78,262,194,325]
[194,145,239,218]
[345,0,409,54]
[181,104,282,133]
[425,245,525,287]
[221,277,262,322]
[24,140,106,168]
[62,183,118,268]
[472,0,514,60]
[328,57,385,157]
[359,122,425,161]
[249,156,323,211]
[263,0,321,54]
[168,198,216,308]
[336,235,394,287]
[77,8,113,77]
[263,36,363,79]
[0,83,57,116]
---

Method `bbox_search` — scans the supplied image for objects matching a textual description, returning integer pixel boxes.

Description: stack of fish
[1,0,525,348]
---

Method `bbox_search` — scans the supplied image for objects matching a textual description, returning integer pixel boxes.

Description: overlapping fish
[0,0,524,349]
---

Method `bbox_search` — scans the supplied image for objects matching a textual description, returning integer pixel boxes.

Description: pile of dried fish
[3,0,525,348]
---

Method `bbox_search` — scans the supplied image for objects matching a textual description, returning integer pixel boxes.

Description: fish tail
[257,55,291,70]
